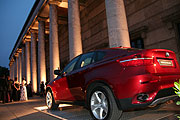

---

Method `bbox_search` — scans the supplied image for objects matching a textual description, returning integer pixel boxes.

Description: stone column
[31,31,37,93]
[38,20,46,92]
[10,64,12,79]
[49,4,60,81]
[13,60,16,80]
[9,63,12,80]
[21,46,25,79]
[18,52,22,84]
[25,40,31,84]
[68,0,83,60]
[12,61,15,80]
[15,55,19,80]
[9,60,14,80]
[12,64,14,79]
[105,0,130,48]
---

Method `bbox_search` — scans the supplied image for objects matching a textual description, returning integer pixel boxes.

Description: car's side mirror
[54,70,61,76]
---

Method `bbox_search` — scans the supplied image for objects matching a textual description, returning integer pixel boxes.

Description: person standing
[13,78,20,101]
[20,80,28,101]
[0,75,8,103]
[40,81,45,97]
[0,76,3,102]
[7,76,13,102]
[2,75,8,103]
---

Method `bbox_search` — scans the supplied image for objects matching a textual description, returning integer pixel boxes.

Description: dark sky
[0,0,35,68]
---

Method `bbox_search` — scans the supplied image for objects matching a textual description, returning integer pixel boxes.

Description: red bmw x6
[46,47,180,120]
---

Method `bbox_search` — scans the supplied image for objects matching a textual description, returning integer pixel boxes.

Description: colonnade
[9,0,130,93]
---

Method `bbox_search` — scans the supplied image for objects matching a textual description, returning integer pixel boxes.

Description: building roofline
[9,0,46,60]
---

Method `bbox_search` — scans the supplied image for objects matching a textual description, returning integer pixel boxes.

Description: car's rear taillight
[119,54,153,67]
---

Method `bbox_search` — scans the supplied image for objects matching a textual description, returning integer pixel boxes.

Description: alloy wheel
[46,91,52,108]
[90,91,108,120]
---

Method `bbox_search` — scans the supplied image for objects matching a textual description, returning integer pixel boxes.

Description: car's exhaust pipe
[137,93,149,102]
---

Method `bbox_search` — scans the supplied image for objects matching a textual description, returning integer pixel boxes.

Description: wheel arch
[46,87,52,94]
[45,86,59,110]
[85,80,122,110]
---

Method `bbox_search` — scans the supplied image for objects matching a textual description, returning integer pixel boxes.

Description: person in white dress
[20,80,28,101]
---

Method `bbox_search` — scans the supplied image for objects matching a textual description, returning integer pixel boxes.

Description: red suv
[46,47,180,120]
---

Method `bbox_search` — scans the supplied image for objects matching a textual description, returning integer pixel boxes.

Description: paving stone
[1,96,180,120]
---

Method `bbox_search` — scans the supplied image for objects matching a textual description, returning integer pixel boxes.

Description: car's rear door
[66,52,95,101]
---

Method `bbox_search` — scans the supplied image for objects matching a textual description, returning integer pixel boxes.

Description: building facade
[9,0,180,93]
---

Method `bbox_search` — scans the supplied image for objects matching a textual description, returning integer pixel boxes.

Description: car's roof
[94,47,141,52]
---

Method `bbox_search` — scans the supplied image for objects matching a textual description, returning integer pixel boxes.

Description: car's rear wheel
[46,90,59,110]
[88,83,122,120]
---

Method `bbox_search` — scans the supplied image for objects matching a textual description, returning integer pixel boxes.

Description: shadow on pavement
[11,111,60,120]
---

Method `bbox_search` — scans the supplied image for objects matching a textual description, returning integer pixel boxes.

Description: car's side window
[77,52,94,68]
[95,51,106,62]
[62,56,80,74]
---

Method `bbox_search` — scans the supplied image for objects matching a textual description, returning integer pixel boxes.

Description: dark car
[46,47,180,120]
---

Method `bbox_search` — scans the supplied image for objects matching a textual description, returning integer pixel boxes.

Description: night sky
[0,0,35,68]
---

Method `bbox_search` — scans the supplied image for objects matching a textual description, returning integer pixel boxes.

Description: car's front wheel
[46,90,59,110]
[88,83,122,120]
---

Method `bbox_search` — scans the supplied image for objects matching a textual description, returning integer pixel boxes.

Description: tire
[87,83,122,120]
[46,90,59,110]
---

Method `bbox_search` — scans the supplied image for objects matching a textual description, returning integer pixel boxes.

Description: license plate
[158,59,173,66]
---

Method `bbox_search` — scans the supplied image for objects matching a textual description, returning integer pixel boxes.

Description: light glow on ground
[34,104,74,120]
[34,104,73,111]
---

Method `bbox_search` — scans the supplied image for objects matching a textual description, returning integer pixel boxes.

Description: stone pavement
[35,102,180,120]
[0,96,180,120]
[0,96,59,120]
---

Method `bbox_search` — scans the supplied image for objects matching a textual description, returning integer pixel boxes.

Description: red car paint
[47,48,180,110]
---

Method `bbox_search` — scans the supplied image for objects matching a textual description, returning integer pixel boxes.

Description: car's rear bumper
[117,87,178,110]
[114,73,180,100]
[149,94,177,106]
